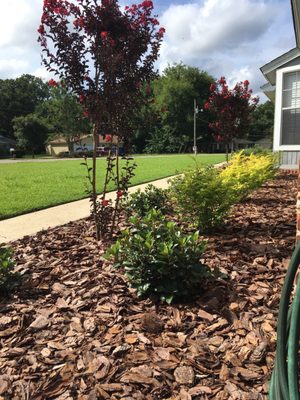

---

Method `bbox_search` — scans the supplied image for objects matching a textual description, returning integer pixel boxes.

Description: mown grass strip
[0,154,225,219]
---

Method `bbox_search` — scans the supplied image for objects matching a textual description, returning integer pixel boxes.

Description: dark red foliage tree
[38,0,164,239]
[204,77,259,160]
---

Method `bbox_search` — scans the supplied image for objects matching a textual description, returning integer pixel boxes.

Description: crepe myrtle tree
[204,77,259,161]
[38,0,165,239]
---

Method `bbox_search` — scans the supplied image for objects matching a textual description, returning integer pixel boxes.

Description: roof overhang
[0,136,16,146]
[260,47,300,85]
[260,1,300,89]
[292,0,300,48]
[260,82,276,102]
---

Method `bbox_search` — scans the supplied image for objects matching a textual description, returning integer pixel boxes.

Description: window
[281,71,300,145]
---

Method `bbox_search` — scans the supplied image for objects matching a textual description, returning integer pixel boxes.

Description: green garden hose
[270,241,300,399]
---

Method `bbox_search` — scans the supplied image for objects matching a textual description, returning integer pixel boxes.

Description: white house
[260,0,300,166]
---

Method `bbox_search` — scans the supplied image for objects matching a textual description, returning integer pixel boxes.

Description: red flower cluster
[48,78,58,87]
[37,24,45,34]
[102,199,109,207]
[213,134,224,142]
[83,110,89,118]
[79,93,85,103]
[53,7,69,16]
[117,191,123,198]
[43,0,56,8]
[101,31,109,39]
[73,17,85,29]
[141,0,153,8]
[151,18,160,25]
[158,27,165,37]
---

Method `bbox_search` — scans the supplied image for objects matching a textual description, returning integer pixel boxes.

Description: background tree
[13,114,49,157]
[205,77,259,160]
[0,75,50,138]
[248,100,274,142]
[130,83,162,153]
[39,0,164,239]
[37,81,90,152]
[148,64,215,153]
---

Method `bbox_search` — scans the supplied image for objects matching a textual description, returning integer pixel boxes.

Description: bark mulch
[0,173,297,400]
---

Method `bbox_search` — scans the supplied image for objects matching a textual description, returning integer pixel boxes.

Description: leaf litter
[0,173,297,399]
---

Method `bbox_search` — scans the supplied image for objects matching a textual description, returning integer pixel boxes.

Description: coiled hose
[270,241,300,399]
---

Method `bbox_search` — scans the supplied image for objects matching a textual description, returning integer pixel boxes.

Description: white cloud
[159,0,276,62]
[157,0,293,100]
[0,0,44,79]
[0,0,42,49]
[0,59,30,78]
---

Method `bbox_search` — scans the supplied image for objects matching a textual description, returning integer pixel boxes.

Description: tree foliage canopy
[248,100,274,141]
[0,75,50,138]
[13,114,49,157]
[37,81,90,150]
[134,64,215,153]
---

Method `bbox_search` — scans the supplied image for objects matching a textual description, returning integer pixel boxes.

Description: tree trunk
[67,138,73,155]
[230,140,234,155]
[110,139,120,237]
[92,124,100,240]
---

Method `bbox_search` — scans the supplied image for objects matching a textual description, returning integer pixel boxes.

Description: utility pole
[193,99,198,156]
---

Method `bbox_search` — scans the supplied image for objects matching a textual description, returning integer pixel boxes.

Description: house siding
[280,151,300,166]
[297,164,300,242]
[46,144,69,156]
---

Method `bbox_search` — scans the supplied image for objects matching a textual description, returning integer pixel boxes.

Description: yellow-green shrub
[169,152,278,231]
[220,151,278,201]
[169,166,238,231]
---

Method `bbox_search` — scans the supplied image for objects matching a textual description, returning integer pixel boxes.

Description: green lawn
[0,154,225,220]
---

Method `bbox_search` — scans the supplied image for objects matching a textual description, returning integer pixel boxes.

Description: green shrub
[105,210,213,304]
[220,151,278,200]
[0,246,18,295]
[169,166,237,231]
[125,184,169,217]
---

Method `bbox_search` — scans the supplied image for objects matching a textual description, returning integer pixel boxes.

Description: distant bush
[0,246,19,295]
[220,151,278,201]
[170,165,237,231]
[15,149,26,158]
[125,184,169,217]
[238,145,272,156]
[73,150,94,158]
[57,151,70,158]
[105,210,214,304]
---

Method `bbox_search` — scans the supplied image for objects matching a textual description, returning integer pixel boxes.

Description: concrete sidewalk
[0,176,172,244]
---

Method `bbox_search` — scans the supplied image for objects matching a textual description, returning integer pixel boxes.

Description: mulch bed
[0,173,297,400]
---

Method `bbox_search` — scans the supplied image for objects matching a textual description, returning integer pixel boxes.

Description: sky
[0,0,296,101]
